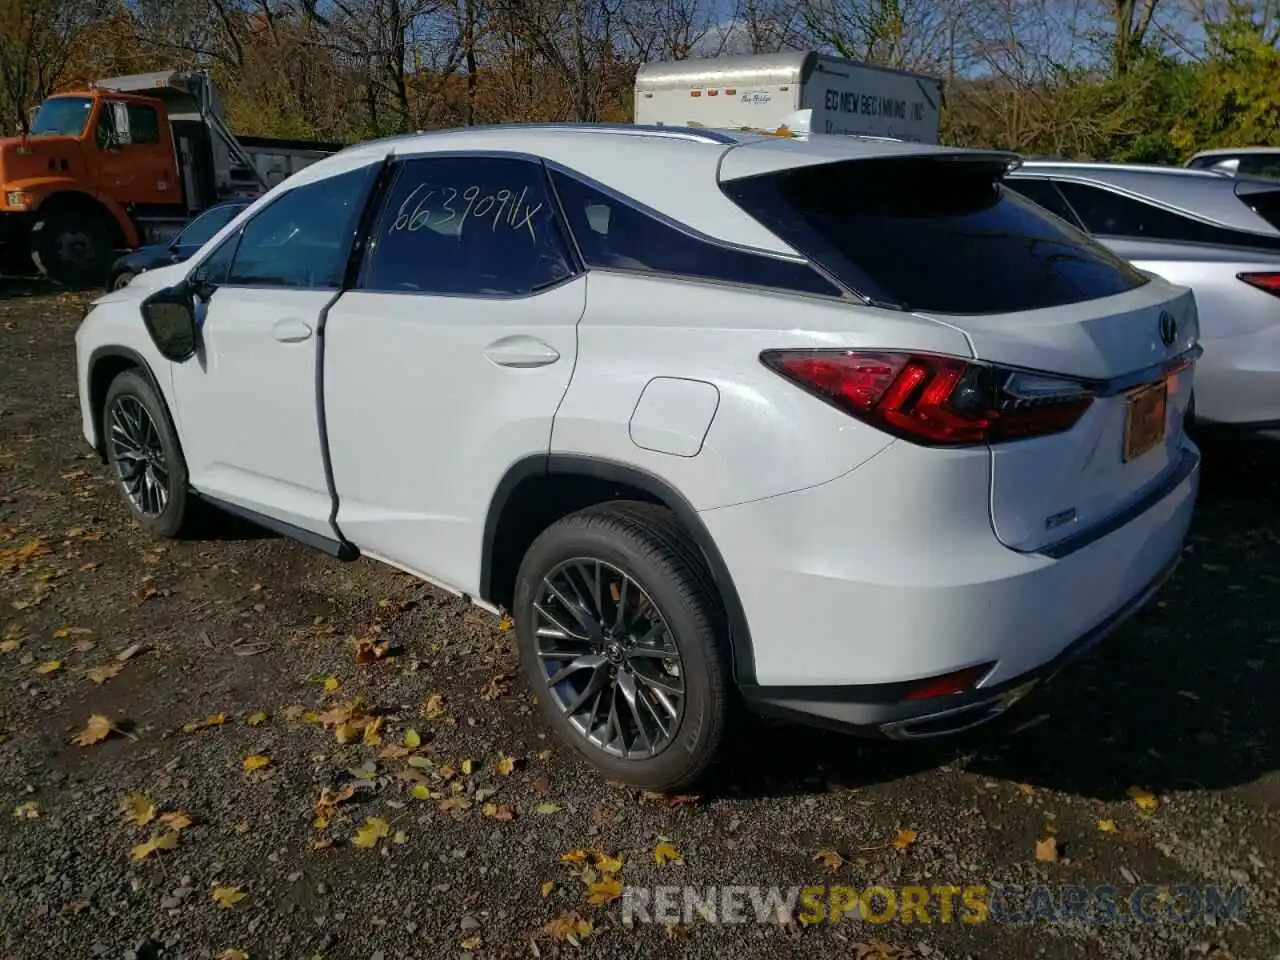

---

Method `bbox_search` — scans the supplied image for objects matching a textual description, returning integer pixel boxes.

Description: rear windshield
[722,157,1150,315]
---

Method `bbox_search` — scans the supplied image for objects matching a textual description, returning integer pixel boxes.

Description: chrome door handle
[483,335,560,368]
[271,318,313,343]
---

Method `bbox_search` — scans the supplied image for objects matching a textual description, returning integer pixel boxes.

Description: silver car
[1186,147,1280,180]
[1005,162,1280,430]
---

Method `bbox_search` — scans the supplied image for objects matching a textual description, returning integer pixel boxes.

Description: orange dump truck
[0,70,340,284]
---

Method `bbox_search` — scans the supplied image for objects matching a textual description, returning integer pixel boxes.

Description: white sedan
[76,123,1202,790]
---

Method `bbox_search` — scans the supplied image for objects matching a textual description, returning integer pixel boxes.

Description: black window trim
[545,159,851,301]
[195,159,386,293]
[1040,175,1280,249]
[1001,176,1086,230]
[354,149,584,302]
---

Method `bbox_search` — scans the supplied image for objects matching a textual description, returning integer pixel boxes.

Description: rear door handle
[271,318,313,343]
[483,335,560,368]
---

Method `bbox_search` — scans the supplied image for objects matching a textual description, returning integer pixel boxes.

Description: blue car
[106,199,251,291]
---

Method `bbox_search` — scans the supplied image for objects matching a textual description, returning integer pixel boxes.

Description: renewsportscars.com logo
[621,883,1249,926]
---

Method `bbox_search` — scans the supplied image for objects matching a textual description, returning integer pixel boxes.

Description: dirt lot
[0,281,1277,960]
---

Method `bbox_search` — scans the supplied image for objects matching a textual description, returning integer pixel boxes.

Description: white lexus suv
[75,124,1202,790]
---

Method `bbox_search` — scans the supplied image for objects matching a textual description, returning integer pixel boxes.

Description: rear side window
[360,156,573,296]
[1238,155,1280,180]
[177,204,245,248]
[1003,178,1081,226]
[724,158,1148,314]
[1057,181,1280,251]
[548,169,842,298]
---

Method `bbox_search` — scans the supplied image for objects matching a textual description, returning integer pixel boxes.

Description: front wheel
[103,370,191,538]
[30,209,112,288]
[513,502,732,791]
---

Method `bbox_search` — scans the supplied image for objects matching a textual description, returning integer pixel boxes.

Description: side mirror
[141,284,197,362]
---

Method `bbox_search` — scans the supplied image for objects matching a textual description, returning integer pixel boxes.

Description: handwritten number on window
[390,183,543,241]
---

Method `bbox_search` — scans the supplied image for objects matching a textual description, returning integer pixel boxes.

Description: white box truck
[634,51,943,143]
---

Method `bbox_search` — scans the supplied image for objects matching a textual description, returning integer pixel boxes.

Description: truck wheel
[30,209,112,288]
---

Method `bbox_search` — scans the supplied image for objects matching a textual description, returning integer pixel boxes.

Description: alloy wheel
[108,395,170,518]
[532,558,685,759]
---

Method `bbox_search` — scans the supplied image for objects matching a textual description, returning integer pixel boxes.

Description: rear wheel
[110,270,135,291]
[103,371,191,538]
[513,502,732,791]
[30,208,112,288]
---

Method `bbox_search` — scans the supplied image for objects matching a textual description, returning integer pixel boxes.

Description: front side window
[190,232,240,287]
[176,204,246,249]
[1237,155,1280,180]
[227,165,376,289]
[360,156,573,296]
[725,157,1148,314]
[30,97,92,137]
[550,169,842,297]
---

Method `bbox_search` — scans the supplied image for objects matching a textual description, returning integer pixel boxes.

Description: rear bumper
[703,440,1200,736]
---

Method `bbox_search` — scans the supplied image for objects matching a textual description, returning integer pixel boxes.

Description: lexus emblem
[1158,310,1178,347]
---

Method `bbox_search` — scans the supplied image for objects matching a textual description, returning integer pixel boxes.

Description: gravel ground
[0,280,1277,960]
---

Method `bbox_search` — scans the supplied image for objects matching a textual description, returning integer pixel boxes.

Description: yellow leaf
[438,796,472,814]
[211,886,246,908]
[217,951,250,960]
[129,830,179,861]
[334,722,361,744]
[362,717,385,747]
[246,712,268,727]
[497,614,513,633]
[1017,783,1035,796]
[482,802,516,821]
[586,877,623,905]
[1035,837,1060,862]
[411,784,431,801]
[496,756,516,776]
[403,728,421,748]
[541,880,557,897]
[182,714,227,733]
[541,912,592,942]
[85,663,124,684]
[1097,819,1118,833]
[892,829,918,852]
[0,639,21,653]
[71,714,121,747]
[35,660,62,676]
[393,830,409,845]
[1127,786,1158,812]
[423,693,445,718]
[461,759,474,775]
[120,793,156,826]
[242,755,271,774]
[460,934,483,950]
[13,801,40,820]
[158,811,194,831]
[535,802,562,815]
[352,817,390,848]
[323,676,341,693]
[654,841,683,865]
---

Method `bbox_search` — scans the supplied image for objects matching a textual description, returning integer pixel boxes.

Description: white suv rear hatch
[721,141,1200,555]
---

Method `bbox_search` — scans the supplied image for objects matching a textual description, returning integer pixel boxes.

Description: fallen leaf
[891,829,918,852]
[460,934,483,950]
[529,775,552,795]
[541,880,557,897]
[479,674,511,700]
[13,801,39,820]
[813,848,843,871]
[654,841,684,865]
[423,694,445,718]
[129,830,179,861]
[85,662,124,684]
[410,784,431,801]
[496,756,516,776]
[35,660,62,676]
[1035,837,1060,862]
[211,886,246,908]
[482,802,516,821]
[242,755,271,774]
[158,811,194,831]
[497,614,513,633]
[352,817,390,848]
[540,912,592,943]
[1127,786,1158,812]
[537,749,553,761]
[362,716,385,747]
[334,722,361,745]
[641,791,701,808]
[379,744,411,759]
[535,802,562,815]
[461,758,475,775]
[120,793,156,826]
[216,951,249,960]
[234,821,251,835]
[1097,819,1118,833]
[586,877,622,905]
[353,638,392,664]
[246,711,268,727]
[71,714,129,747]
[393,830,409,845]
[0,639,20,653]
[1017,783,1035,796]
[181,714,227,733]
[438,796,472,814]
[403,728,421,748]
[407,756,432,770]
[323,676,341,693]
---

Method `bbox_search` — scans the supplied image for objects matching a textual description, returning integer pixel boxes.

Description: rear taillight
[1238,272,1280,298]
[761,350,1095,446]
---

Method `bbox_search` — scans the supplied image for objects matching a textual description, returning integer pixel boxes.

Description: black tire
[102,370,191,538]
[513,501,732,791]
[110,270,135,291]
[30,208,112,288]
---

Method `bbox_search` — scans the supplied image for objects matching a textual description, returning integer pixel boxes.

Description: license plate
[1123,377,1169,462]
